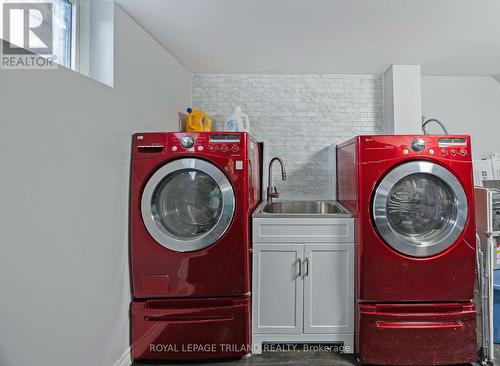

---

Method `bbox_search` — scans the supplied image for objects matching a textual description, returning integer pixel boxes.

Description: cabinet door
[303,244,354,334]
[252,244,304,334]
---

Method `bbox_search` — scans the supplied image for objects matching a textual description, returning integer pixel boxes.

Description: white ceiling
[116,0,500,76]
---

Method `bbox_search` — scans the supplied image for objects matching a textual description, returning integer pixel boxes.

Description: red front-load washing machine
[130,132,261,361]
[337,135,477,365]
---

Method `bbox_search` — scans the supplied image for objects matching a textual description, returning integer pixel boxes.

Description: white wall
[192,74,383,199]
[0,5,190,366]
[422,76,500,159]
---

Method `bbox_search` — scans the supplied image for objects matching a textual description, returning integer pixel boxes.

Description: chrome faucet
[267,157,287,202]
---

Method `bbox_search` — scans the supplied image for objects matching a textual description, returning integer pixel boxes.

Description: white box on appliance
[490,153,500,180]
[473,159,494,186]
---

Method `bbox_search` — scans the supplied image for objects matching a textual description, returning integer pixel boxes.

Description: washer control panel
[177,134,242,156]
[132,132,246,159]
[207,133,241,154]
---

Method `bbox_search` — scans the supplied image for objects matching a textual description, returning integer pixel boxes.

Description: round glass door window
[141,158,235,252]
[372,161,468,257]
[152,171,223,238]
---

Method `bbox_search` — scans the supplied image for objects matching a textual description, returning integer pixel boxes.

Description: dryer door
[372,161,468,257]
[141,158,235,252]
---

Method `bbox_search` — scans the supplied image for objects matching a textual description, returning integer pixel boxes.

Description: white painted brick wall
[192,74,383,199]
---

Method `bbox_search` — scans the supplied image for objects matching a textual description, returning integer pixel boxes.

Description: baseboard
[114,347,132,366]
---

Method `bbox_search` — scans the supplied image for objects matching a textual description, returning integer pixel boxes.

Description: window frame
[71,0,92,73]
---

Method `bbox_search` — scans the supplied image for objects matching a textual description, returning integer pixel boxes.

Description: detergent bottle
[224,106,250,132]
[186,108,212,132]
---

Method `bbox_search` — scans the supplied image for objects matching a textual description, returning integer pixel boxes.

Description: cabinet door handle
[303,257,309,277]
[297,258,302,277]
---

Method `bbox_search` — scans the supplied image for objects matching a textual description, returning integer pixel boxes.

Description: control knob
[180,135,195,149]
[411,138,425,152]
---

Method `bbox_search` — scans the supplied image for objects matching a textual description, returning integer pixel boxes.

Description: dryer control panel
[401,137,469,158]
[357,135,471,163]
[399,136,470,160]
[436,137,468,157]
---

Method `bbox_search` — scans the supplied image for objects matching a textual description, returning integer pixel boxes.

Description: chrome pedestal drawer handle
[376,321,463,329]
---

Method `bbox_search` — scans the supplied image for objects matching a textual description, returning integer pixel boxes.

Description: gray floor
[133,344,500,365]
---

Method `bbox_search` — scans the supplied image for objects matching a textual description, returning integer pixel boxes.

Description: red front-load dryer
[130,132,261,361]
[337,135,477,365]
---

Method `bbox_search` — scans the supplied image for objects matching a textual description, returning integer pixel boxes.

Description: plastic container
[186,108,212,132]
[494,270,500,343]
[224,106,250,132]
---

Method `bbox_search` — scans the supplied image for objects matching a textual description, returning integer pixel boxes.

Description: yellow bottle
[186,108,212,132]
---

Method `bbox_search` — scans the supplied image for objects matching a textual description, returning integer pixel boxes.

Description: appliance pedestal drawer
[357,302,477,365]
[132,296,250,360]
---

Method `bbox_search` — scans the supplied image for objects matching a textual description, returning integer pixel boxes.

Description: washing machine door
[372,161,468,257]
[141,158,235,252]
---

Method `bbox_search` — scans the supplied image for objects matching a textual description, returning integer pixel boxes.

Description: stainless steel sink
[256,200,352,217]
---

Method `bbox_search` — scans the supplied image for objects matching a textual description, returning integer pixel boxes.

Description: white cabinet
[252,216,355,354]
[303,244,354,335]
[253,244,303,334]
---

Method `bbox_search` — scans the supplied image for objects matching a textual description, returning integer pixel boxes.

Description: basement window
[1,0,114,86]
[2,0,73,68]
